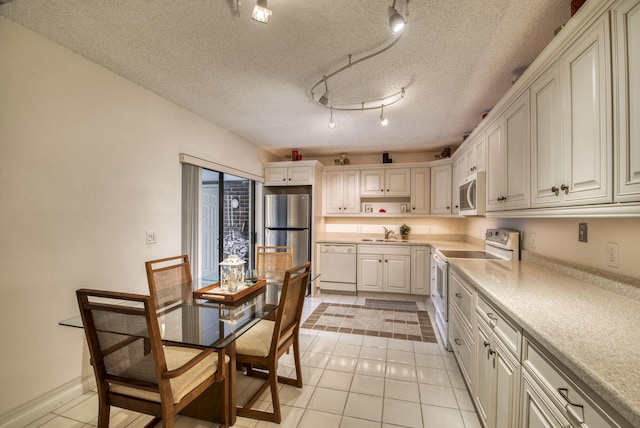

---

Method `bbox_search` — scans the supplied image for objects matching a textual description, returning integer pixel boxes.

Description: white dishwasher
[319,244,357,294]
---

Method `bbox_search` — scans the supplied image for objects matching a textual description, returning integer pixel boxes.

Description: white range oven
[432,228,520,350]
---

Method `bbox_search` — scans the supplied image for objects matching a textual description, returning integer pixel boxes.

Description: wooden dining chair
[145,255,192,293]
[234,262,311,423]
[145,255,193,309]
[76,288,229,428]
[255,246,293,282]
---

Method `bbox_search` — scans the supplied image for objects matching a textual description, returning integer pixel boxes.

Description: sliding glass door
[184,165,256,281]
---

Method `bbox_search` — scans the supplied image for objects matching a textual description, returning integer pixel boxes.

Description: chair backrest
[256,246,293,281]
[270,262,311,354]
[145,255,192,294]
[76,289,167,395]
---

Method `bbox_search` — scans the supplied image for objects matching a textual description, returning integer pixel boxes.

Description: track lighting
[309,3,408,128]
[328,107,336,129]
[319,76,330,106]
[251,0,272,24]
[388,0,407,34]
[379,106,389,127]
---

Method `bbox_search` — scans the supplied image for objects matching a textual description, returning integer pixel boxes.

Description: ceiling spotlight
[328,107,336,129]
[319,76,330,106]
[388,0,406,34]
[379,106,389,127]
[251,0,272,24]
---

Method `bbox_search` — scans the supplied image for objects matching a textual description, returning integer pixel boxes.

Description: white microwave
[459,171,486,216]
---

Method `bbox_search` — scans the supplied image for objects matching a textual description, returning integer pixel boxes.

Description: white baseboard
[0,375,95,428]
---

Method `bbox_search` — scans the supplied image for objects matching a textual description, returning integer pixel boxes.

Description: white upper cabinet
[360,168,410,197]
[410,167,431,214]
[486,90,531,211]
[430,162,452,214]
[561,13,612,205]
[264,164,314,186]
[323,169,360,214]
[614,0,640,201]
[531,62,565,208]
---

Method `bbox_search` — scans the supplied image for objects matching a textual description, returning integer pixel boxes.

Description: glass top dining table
[59,277,282,350]
[59,272,319,349]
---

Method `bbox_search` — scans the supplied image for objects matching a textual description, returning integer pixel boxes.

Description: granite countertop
[448,258,640,427]
[316,234,484,250]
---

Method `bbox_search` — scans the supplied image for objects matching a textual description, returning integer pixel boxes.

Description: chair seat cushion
[110,346,228,404]
[235,320,275,357]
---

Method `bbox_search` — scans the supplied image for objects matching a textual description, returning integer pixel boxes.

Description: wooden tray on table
[193,279,266,304]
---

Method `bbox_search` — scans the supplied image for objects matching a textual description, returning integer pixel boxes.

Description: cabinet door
[451,158,462,214]
[521,372,570,428]
[475,136,486,172]
[411,246,429,295]
[410,168,431,214]
[342,170,361,213]
[357,254,383,292]
[614,0,640,201]
[562,15,612,205]
[474,320,492,428]
[486,118,506,211]
[361,169,384,196]
[494,339,520,428]
[264,166,289,186]
[503,90,531,210]
[288,166,313,185]
[531,62,564,208]
[324,171,344,214]
[430,163,452,214]
[385,169,411,196]
[383,255,411,293]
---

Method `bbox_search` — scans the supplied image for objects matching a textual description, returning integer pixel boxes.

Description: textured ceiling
[0,0,571,157]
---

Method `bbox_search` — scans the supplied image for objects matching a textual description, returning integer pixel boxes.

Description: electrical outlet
[578,223,588,243]
[607,242,619,268]
[529,232,536,250]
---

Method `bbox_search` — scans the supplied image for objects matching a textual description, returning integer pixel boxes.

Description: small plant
[400,224,411,235]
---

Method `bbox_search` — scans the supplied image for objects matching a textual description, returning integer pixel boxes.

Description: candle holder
[219,254,246,292]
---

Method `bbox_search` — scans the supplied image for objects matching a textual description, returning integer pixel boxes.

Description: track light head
[319,89,330,106]
[388,2,406,34]
[379,107,389,127]
[251,0,272,23]
[328,108,336,129]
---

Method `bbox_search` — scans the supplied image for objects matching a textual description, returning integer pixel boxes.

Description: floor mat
[301,302,437,342]
[364,298,418,311]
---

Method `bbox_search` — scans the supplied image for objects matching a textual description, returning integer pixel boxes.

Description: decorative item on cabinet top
[361,202,410,214]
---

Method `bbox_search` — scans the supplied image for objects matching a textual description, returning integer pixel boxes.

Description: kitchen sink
[361,238,401,242]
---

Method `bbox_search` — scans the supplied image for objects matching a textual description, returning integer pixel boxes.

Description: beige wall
[466,217,640,279]
[0,18,265,423]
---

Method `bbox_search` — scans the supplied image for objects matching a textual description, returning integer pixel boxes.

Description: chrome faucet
[384,227,394,240]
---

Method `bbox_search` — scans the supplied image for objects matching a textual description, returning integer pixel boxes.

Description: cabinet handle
[557,388,586,427]
[454,338,461,346]
[488,348,495,356]
[551,186,559,196]
[483,340,490,348]
[412,207,416,210]
[447,206,450,210]
[561,184,569,195]
[455,293,462,298]
[380,189,384,192]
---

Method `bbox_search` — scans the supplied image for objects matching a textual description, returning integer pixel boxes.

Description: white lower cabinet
[410,246,429,295]
[357,245,410,293]
[474,297,521,428]
[520,370,570,428]
[522,338,621,428]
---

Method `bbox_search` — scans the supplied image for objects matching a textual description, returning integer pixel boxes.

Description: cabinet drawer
[357,245,411,256]
[449,270,474,330]
[476,294,521,359]
[523,339,620,428]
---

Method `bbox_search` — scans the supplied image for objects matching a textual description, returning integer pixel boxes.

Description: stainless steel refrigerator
[264,194,310,267]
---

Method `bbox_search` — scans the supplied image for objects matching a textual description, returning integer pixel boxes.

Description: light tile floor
[28,293,481,428]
